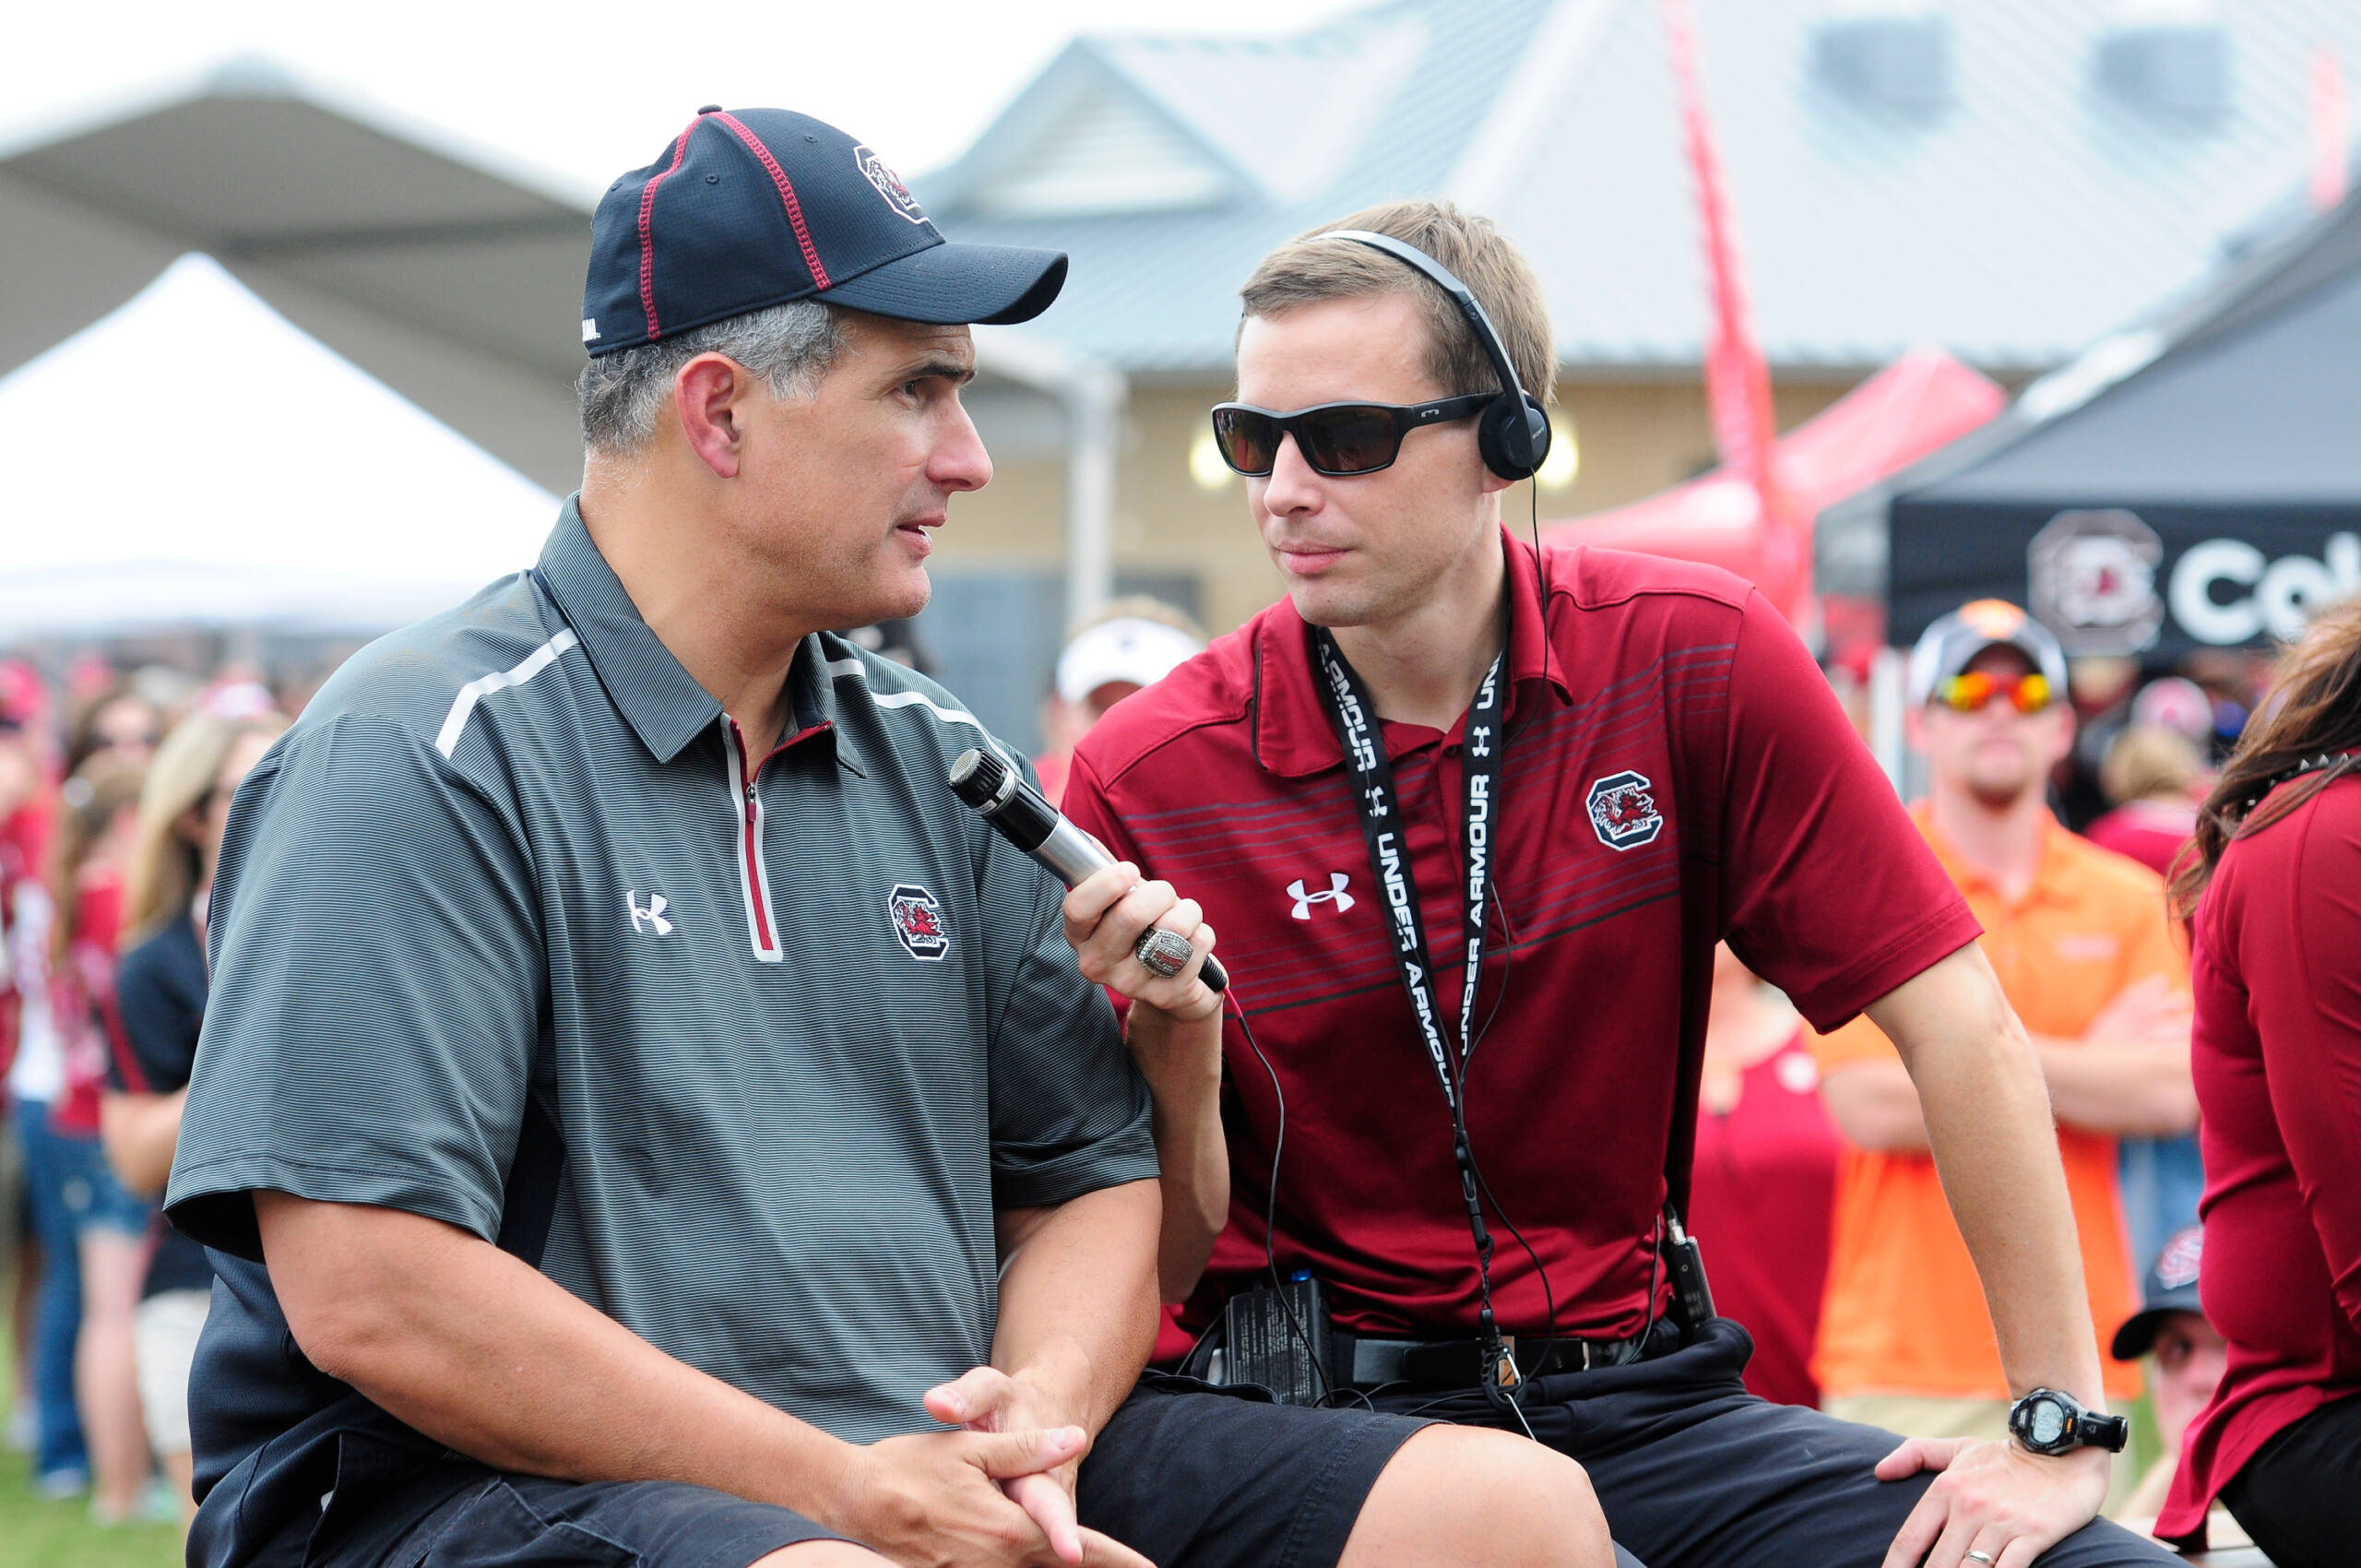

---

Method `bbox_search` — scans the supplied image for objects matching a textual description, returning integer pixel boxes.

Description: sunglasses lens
[1212,409,1276,476]
[1940,671,2051,713]
[1299,406,1402,475]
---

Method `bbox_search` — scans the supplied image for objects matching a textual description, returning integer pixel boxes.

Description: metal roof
[920,0,2361,376]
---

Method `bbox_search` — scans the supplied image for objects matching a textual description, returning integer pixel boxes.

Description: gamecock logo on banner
[2028,510,2165,655]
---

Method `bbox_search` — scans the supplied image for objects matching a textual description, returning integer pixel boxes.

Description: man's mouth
[1275,541,1349,576]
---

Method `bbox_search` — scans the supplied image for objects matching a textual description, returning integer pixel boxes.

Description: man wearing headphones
[1060,203,2177,1568]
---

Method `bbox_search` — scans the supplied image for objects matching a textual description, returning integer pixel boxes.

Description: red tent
[1541,349,2007,648]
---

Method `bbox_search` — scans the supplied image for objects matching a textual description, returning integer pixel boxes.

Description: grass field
[0,1317,183,1568]
[0,1443,182,1568]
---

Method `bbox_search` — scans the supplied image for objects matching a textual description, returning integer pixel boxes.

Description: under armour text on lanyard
[1310,596,1525,1392]
[1309,621,1506,1108]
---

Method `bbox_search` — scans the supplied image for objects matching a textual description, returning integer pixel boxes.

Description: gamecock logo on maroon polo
[1586,770,1665,852]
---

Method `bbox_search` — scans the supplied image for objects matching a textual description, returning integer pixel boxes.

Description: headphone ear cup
[1477,392,1551,481]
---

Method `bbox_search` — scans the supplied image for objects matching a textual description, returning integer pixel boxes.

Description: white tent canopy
[0,254,557,637]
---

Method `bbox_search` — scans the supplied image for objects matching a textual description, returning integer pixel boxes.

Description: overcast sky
[11,0,1352,200]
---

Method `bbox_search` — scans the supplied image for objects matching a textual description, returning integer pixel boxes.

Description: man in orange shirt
[1813,601,2199,1459]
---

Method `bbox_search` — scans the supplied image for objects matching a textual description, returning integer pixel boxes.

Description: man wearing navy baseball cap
[163,107,1601,1568]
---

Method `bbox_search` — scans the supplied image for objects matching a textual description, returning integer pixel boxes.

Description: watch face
[2027,1399,2068,1447]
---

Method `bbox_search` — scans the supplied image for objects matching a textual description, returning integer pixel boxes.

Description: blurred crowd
[0,583,2345,1557]
[1,660,291,1527]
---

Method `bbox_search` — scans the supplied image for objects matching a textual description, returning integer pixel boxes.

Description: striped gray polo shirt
[167,497,1157,1447]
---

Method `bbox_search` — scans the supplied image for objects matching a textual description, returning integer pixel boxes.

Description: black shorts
[1365,1317,2175,1568]
[1078,1372,1435,1568]
[2218,1390,2361,1568]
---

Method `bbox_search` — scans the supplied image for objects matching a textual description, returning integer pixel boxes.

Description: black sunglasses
[1209,394,1494,478]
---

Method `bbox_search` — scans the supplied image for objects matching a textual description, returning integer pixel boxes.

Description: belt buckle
[1533,1338,1601,1376]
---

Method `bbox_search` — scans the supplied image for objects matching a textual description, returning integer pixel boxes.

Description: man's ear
[675,354,751,480]
[2046,702,2078,766]
[1904,704,1928,753]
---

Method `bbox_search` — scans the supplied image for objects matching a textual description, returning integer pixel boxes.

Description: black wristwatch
[2007,1388,2129,1455]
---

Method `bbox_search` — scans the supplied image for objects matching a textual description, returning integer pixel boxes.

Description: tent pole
[1870,645,1908,796]
[972,329,1126,635]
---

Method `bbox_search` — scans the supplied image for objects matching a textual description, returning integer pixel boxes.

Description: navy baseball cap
[583,107,1066,356]
[2110,1224,2206,1361]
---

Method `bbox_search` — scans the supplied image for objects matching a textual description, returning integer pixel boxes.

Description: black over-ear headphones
[1326,228,1552,483]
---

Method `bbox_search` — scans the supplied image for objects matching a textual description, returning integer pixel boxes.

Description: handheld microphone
[948,747,1228,993]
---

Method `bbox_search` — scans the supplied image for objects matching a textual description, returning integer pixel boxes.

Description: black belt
[1333,1327,1648,1389]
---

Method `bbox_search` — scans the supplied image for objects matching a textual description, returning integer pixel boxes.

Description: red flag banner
[2313,44,2348,215]
[1660,0,1809,624]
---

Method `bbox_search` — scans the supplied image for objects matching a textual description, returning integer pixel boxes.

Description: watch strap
[2079,1409,2130,1453]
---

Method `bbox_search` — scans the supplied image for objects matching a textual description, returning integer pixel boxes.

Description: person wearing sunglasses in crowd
[1061,206,2181,1568]
[1813,602,2197,1479]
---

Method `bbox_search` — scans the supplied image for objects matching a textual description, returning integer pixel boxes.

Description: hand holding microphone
[949,748,1228,999]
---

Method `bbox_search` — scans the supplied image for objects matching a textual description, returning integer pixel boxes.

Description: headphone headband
[1324,228,1548,480]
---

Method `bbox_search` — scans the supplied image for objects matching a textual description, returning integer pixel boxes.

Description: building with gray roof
[6,4,2355,746]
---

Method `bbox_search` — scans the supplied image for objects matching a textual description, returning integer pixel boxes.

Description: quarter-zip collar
[538,495,843,767]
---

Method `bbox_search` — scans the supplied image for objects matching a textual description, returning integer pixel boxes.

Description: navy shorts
[312,1467,840,1568]
[301,1380,1428,1568]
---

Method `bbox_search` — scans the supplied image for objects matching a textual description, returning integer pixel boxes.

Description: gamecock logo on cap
[1586,770,1665,851]
[887,883,950,961]
[854,144,928,224]
[2155,1227,2203,1290]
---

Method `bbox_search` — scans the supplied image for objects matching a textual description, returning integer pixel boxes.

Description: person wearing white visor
[1037,601,1206,804]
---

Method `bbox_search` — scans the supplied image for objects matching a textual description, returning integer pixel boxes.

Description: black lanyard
[1309,620,1507,1109]
[1310,608,1519,1377]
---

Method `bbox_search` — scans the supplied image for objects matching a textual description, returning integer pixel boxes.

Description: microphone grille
[947,746,1011,809]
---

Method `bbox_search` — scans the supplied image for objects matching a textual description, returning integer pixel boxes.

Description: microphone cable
[1221,981,1369,1410]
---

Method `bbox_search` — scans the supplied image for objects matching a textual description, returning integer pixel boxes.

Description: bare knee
[1341,1424,1614,1568]
[748,1541,890,1568]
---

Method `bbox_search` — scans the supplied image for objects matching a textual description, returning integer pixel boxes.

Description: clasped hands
[825,1365,1150,1568]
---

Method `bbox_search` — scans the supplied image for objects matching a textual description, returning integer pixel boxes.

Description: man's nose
[932,400,993,493]
[1260,433,1324,516]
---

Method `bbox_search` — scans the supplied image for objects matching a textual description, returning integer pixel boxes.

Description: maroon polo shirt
[2158,776,2361,1547]
[1063,531,1977,1341]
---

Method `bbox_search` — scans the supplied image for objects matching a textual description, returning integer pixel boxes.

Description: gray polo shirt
[167,497,1157,1448]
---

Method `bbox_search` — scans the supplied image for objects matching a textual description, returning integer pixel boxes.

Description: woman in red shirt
[1686,943,1839,1408]
[2157,600,2361,1565]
